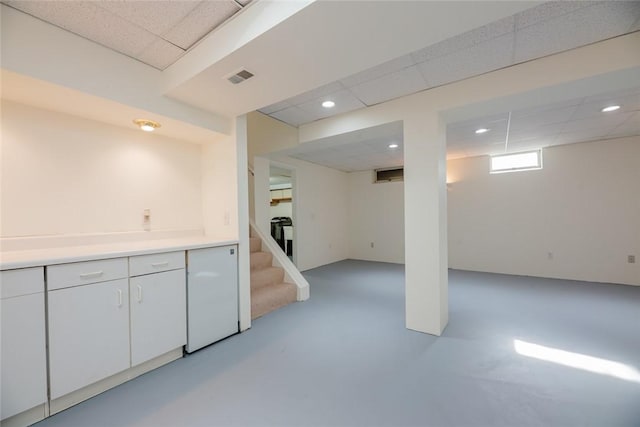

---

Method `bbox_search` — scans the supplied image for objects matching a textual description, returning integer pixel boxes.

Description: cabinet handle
[151,261,169,268]
[80,271,104,279]
[117,289,123,307]
[137,285,143,303]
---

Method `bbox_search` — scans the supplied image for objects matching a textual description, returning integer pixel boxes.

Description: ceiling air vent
[227,69,254,85]
[374,167,404,183]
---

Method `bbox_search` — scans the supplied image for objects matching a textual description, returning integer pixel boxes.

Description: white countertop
[0,237,238,270]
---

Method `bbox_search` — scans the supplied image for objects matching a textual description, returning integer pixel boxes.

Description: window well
[490,150,542,174]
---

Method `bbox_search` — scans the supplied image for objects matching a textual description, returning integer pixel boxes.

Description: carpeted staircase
[250,235,297,319]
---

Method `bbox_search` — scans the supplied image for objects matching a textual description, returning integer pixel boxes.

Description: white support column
[235,115,251,331]
[403,113,448,336]
[253,156,272,234]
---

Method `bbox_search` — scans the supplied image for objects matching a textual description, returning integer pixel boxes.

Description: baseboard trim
[0,403,47,427]
[50,348,183,416]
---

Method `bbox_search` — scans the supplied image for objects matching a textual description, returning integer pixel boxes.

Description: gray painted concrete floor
[36,260,640,427]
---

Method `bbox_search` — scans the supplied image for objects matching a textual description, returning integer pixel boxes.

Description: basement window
[374,167,404,183]
[490,150,542,174]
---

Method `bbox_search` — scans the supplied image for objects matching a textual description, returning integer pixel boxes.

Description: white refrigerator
[186,246,239,353]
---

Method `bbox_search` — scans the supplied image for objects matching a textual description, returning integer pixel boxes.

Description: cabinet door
[48,279,130,400]
[130,269,186,366]
[1,293,47,420]
[186,246,238,353]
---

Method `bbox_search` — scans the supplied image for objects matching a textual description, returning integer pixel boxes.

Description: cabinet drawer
[1,267,44,299]
[48,258,128,291]
[129,251,185,277]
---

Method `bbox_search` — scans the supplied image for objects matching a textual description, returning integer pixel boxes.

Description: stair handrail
[249,218,309,301]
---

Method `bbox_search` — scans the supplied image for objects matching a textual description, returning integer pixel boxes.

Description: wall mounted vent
[374,167,404,183]
[227,69,254,85]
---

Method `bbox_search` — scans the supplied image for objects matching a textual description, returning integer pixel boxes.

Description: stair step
[249,237,262,253]
[250,266,284,290]
[251,282,297,320]
[250,251,273,271]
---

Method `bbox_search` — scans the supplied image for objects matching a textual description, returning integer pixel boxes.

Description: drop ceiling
[2,1,637,178]
[259,1,640,127]
[447,87,640,159]
[272,87,640,172]
[1,0,252,70]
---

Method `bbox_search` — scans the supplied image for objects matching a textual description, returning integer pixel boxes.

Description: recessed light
[475,128,490,134]
[601,105,620,112]
[322,100,335,108]
[133,119,161,132]
[388,143,399,149]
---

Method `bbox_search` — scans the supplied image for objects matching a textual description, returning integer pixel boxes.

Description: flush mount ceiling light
[388,143,399,148]
[321,100,335,108]
[133,119,161,132]
[601,105,620,112]
[475,128,490,134]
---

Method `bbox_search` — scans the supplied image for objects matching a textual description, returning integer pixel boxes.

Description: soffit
[1,0,251,70]
[259,1,640,127]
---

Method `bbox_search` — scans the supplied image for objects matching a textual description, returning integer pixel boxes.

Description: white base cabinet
[130,269,186,366]
[2,243,235,425]
[1,268,47,422]
[48,278,130,399]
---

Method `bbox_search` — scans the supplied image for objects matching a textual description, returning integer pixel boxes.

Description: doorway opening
[269,164,296,265]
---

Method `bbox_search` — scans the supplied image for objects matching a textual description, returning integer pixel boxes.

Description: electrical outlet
[628,255,636,264]
[143,208,151,231]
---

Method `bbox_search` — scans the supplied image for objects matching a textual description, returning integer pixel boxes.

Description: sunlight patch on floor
[514,339,640,383]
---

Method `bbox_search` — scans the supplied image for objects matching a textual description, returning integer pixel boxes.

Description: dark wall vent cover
[227,69,254,85]
[374,167,404,183]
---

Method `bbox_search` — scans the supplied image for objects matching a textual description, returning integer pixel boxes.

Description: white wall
[1,101,203,237]
[448,136,640,286]
[247,112,298,165]
[269,156,349,272]
[270,201,292,219]
[201,126,239,240]
[348,171,404,264]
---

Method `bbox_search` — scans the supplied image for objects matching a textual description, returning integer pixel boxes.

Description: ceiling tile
[510,105,579,131]
[136,37,186,70]
[270,106,316,128]
[96,1,200,36]
[447,113,509,137]
[5,1,156,58]
[163,0,241,50]
[411,15,514,63]
[554,129,610,145]
[508,122,566,143]
[505,140,554,153]
[259,100,293,115]
[418,33,514,88]
[514,1,640,63]
[349,65,428,106]
[561,112,632,134]
[514,1,594,30]
[339,54,415,88]
[509,97,584,117]
[607,112,640,137]
[570,98,640,122]
[287,81,345,106]
[296,89,366,120]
